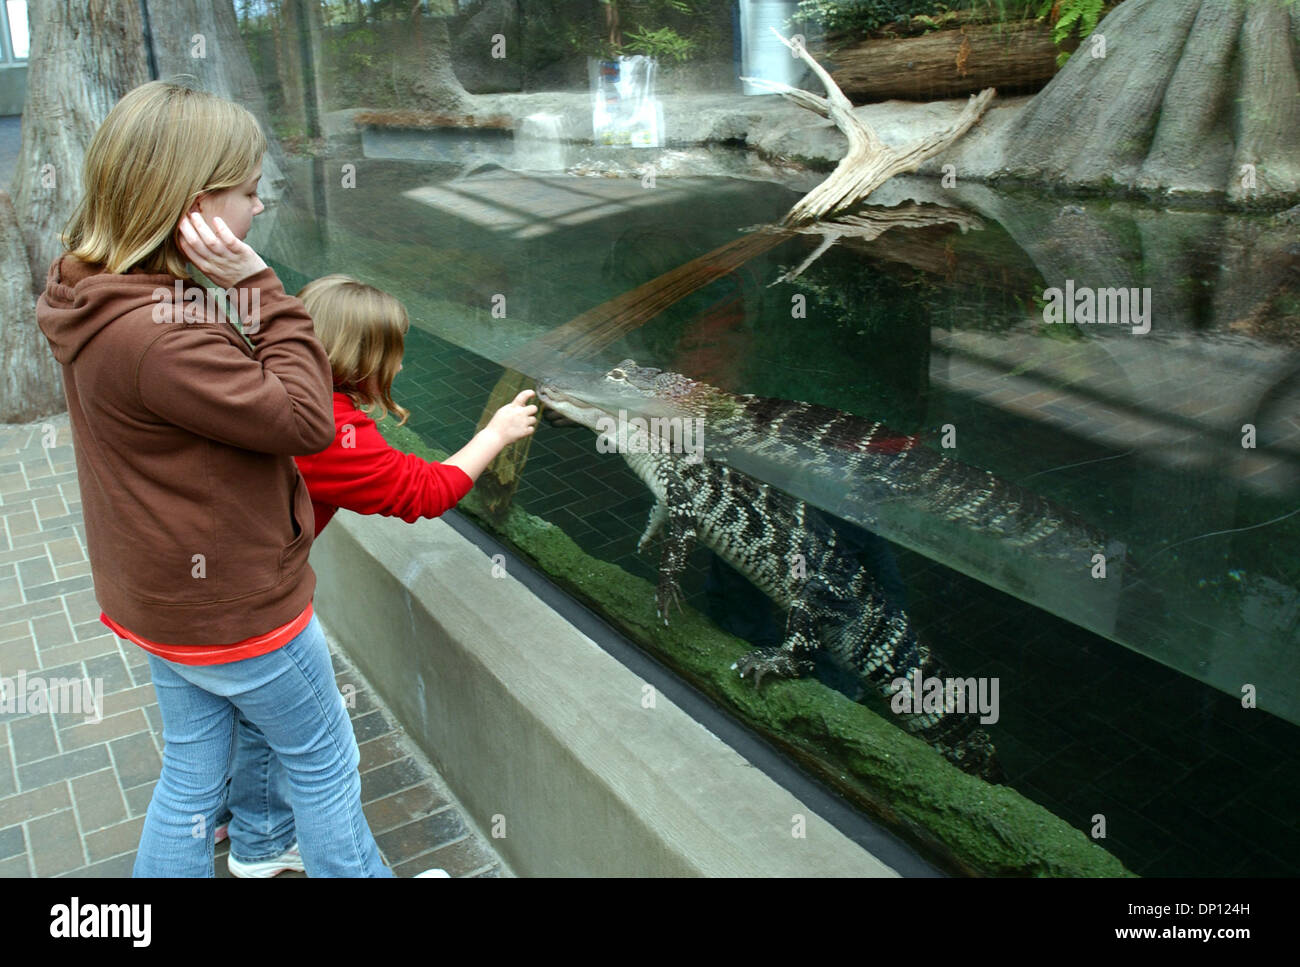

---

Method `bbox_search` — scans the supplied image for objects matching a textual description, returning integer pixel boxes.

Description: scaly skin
[543,360,1113,563]
[537,366,1006,782]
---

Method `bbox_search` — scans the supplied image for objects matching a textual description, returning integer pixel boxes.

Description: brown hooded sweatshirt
[35,255,336,646]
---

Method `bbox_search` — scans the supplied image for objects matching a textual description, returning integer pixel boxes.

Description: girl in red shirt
[293,274,536,537]
[218,275,536,877]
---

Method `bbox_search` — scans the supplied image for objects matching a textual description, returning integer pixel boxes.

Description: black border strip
[439,507,944,878]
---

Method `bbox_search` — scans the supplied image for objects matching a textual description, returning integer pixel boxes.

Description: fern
[623,25,698,62]
[1038,0,1107,67]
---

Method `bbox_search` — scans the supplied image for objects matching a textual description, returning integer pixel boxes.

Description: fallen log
[827,21,1060,102]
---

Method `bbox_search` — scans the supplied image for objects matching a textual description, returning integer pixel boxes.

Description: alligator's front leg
[651,466,696,625]
[734,579,822,688]
[637,501,667,553]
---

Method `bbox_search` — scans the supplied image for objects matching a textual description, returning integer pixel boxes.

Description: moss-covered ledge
[379,417,1133,877]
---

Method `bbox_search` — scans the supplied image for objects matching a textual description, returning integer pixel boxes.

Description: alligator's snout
[534,383,578,412]
[533,381,599,430]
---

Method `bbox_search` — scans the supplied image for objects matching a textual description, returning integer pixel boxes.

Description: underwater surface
[260,155,1300,876]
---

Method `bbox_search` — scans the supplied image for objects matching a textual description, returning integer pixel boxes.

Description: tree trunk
[272,0,306,133]
[828,21,1060,103]
[606,0,622,50]
[0,192,63,422]
[409,0,423,62]
[143,0,295,204]
[1000,0,1300,206]
[8,0,300,420]
[409,8,472,114]
[9,0,145,421]
[11,0,149,292]
[450,0,522,94]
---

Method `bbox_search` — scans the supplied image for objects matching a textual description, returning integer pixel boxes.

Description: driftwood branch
[773,202,984,284]
[742,28,995,226]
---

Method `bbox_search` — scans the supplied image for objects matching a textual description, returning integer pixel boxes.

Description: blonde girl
[37,80,393,877]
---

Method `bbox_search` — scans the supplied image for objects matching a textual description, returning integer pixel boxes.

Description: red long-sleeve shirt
[295,392,474,537]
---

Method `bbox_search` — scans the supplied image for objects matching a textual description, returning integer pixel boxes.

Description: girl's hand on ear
[177,212,267,289]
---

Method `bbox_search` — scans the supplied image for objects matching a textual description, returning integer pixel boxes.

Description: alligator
[536,365,1005,782]
[540,361,1116,569]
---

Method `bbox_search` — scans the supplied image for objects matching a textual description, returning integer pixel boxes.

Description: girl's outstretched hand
[176,211,267,289]
[486,390,539,447]
[444,391,538,482]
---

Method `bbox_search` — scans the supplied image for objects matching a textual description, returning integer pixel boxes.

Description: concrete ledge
[311,510,897,877]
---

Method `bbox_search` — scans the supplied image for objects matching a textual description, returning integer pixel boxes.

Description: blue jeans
[215,715,296,864]
[133,614,393,877]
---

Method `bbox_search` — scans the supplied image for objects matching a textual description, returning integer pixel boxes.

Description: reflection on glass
[6,0,26,60]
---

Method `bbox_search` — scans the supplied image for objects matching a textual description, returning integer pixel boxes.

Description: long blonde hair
[61,80,266,277]
[297,275,411,425]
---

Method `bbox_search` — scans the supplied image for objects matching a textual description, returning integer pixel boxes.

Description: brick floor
[0,414,509,878]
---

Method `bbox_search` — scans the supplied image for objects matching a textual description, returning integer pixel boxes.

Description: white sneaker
[228,841,306,878]
[415,869,451,877]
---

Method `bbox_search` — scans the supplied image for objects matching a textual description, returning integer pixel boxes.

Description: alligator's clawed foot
[981,757,1008,785]
[734,648,805,690]
[947,732,1005,784]
[655,579,684,627]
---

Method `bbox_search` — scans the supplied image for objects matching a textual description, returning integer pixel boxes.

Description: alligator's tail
[852,604,1006,783]
[938,727,1005,784]
[847,446,1113,567]
[899,690,1006,784]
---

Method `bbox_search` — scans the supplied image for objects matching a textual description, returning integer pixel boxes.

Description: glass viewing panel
[234,0,1300,877]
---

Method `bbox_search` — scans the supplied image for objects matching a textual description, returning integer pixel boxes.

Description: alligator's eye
[608,369,626,380]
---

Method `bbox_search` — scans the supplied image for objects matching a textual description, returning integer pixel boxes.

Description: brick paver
[0,413,510,878]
